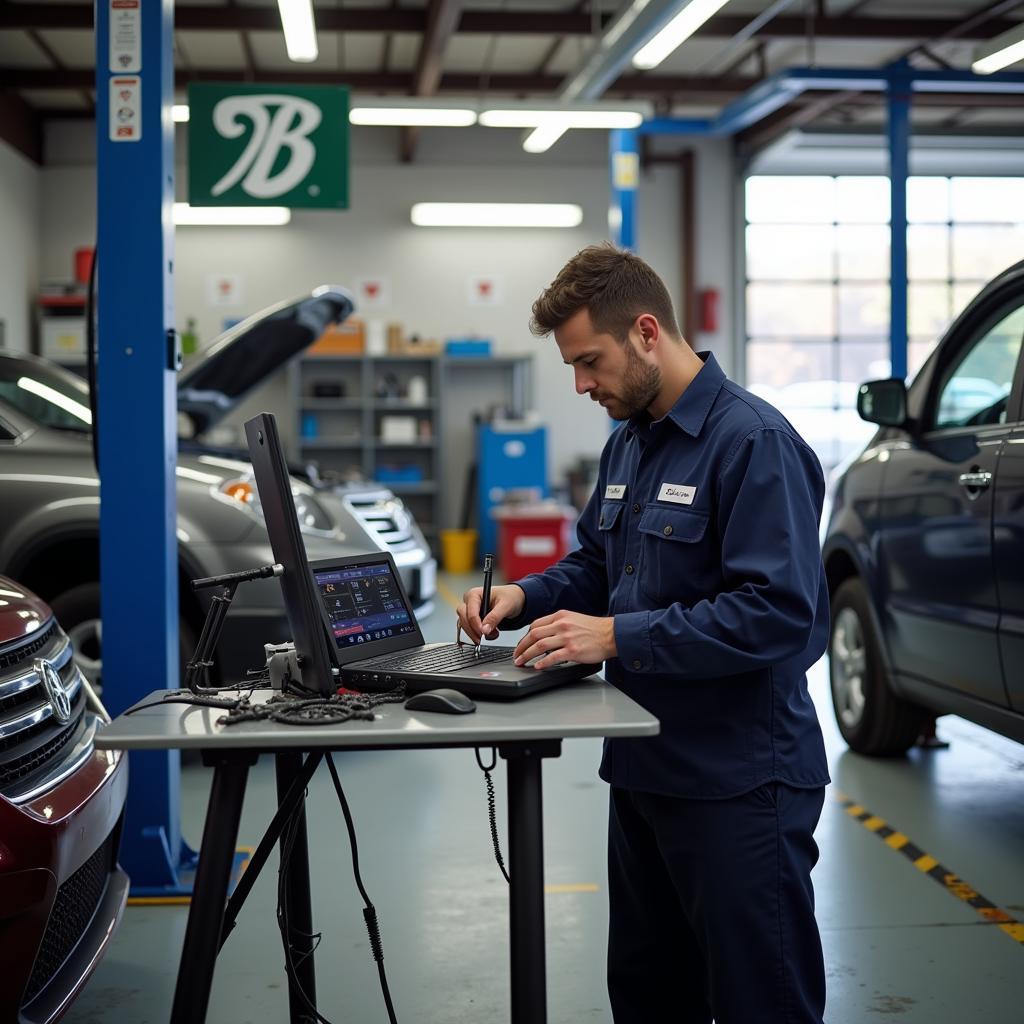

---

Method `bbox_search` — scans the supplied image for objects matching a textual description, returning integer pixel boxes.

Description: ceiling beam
[0,88,42,163]
[401,0,462,162]
[1,6,1021,40]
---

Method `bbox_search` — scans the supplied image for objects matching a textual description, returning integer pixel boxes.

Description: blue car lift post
[95,0,196,895]
[609,61,1024,380]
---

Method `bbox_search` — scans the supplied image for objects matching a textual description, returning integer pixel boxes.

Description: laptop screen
[312,557,421,658]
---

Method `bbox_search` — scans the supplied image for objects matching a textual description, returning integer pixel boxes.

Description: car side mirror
[857,378,907,427]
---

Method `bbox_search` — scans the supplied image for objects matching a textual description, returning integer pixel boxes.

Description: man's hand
[513,610,617,670]
[457,583,526,645]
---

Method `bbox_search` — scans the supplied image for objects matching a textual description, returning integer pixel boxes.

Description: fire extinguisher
[698,288,719,333]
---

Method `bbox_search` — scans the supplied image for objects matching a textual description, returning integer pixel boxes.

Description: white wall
[39,121,736,483]
[0,139,40,354]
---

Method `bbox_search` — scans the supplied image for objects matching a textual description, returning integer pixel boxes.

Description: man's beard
[596,342,662,421]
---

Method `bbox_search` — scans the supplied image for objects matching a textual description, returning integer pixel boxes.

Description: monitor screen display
[314,561,418,651]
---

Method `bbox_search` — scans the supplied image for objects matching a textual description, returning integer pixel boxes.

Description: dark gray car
[0,287,436,687]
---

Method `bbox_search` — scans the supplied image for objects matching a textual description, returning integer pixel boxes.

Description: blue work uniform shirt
[508,352,830,800]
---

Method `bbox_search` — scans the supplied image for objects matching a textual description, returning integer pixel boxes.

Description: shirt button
[663,525,673,536]
[632,503,641,514]
[632,659,642,670]
[624,564,634,575]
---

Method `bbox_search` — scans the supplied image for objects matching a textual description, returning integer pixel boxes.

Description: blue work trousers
[607,782,826,1024]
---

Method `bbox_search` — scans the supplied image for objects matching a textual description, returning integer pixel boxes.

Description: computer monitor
[244,412,337,696]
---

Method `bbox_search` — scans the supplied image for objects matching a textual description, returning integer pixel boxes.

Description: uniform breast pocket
[599,500,625,569]
[638,504,709,604]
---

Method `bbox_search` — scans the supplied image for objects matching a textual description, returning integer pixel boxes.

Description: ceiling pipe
[559,0,700,102]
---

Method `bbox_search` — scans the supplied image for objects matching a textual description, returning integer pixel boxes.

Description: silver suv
[0,287,436,687]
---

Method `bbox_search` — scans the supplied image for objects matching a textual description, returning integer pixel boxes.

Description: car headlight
[219,475,334,534]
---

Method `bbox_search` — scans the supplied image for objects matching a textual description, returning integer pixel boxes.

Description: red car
[0,576,128,1022]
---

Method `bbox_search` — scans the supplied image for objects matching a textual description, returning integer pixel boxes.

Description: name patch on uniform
[605,484,627,499]
[658,483,696,505]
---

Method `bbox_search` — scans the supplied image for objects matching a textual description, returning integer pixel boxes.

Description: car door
[993,359,1024,714]
[880,296,1024,707]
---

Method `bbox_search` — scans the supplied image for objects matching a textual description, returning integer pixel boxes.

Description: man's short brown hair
[530,242,680,341]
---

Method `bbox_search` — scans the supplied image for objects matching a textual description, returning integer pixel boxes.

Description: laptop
[310,551,599,699]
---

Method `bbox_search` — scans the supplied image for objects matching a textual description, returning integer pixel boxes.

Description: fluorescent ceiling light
[17,377,92,424]
[277,0,318,63]
[173,203,291,226]
[523,124,571,153]
[172,104,189,123]
[973,20,1024,74]
[632,0,733,70]
[350,107,477,127]
[411,203,583,228]
[480,110,645,129]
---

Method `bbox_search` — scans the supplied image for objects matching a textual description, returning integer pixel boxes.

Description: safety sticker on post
[109,77,142,142]
[109,0,141,73]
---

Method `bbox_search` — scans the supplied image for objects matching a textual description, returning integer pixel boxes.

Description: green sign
[187,83,349,209]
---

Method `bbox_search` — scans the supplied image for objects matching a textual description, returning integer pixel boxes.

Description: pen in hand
[476,552,494,659]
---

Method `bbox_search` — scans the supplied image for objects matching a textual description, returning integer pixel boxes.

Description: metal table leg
[170,749,256,1024]
[500,740,562,1024]
[275,750,318,1023]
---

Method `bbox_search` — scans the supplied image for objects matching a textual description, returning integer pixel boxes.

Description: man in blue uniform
[457,243,829,1024]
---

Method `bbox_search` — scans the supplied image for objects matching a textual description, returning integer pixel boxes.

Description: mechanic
[457,242,830,1024]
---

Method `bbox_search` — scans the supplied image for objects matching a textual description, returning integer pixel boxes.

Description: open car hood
[177,286,355,436]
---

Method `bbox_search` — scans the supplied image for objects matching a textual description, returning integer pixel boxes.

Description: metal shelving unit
[292,353,533,554]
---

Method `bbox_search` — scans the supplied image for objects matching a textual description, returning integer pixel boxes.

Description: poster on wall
[206,274,244,307]
[353,276,391,310]
[468,276,503,306]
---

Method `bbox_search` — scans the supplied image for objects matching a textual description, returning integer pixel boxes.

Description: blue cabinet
[477,424,548,556]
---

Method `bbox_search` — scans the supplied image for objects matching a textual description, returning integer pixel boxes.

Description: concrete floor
[64,571,1024,1023]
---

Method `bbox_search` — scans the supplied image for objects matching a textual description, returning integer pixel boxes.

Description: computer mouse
[404,688,477,715]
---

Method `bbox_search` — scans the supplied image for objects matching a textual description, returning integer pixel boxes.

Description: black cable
[325,753,399,1024]
[475,748,510,884]
[276,799,334,1024]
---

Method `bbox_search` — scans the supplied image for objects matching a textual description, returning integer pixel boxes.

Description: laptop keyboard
[358,644,517,674]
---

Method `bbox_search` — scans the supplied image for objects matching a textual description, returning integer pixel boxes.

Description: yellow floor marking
[545,883,600,894]
[127,896,192,906]
[884,832,909,850]
[845,804,865,817]
[979,907,1014,923]
[126,847,253,906]
[862,815,886,831]
[998,923,1024,943]
[914,854,938,872]
[435,577,460,611]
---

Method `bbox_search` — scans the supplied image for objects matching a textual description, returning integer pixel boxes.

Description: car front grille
[0,621,86,800]
[23,833,114,1004]
[345,491,420,553]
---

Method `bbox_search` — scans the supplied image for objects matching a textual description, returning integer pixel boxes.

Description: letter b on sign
[188,83,349,209]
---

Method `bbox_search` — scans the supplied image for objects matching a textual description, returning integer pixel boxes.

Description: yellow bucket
[440,528,477,574]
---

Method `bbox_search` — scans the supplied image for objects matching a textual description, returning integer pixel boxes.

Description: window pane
[746,339,833,391]
[746,225,833,280]
[908,225,949,280]
[836,225,889,279]
[909,337,939,379]
[952,282,985,317]
[907,177,950,223]
[934,304,1024,429]
[909,283,952,338]
[746,176,835,223]
[747,284,835,337]
[836,177,890,224]
[838,340,890,384]
[951,224,1024,280]
[839,285,890,336]
[950,177,1024,223]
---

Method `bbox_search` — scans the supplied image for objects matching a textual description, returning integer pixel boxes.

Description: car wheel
[829,578,928,756]
[49,582,196,694]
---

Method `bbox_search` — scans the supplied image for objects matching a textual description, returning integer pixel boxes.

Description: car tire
[50,582,196,693]
[829,578,928,756]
